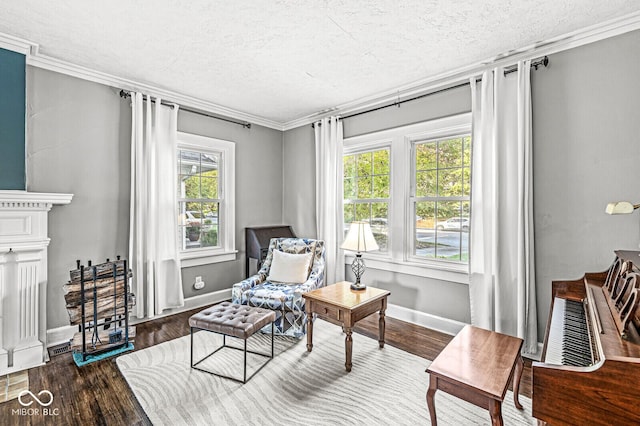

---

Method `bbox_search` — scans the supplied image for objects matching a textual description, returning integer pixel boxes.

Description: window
[341,113,471,282]
[343,148,390,251]
[177,132,236,267]
[411,135,471,262]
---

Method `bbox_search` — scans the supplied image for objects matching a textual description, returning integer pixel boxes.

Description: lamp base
[350,281,366,291]
[350,253,366,291]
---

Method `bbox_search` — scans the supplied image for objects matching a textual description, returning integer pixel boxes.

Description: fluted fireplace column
[0,191,72,374]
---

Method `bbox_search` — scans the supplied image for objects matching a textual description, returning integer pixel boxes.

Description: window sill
[344,254,469,284]
[180,248,238,268]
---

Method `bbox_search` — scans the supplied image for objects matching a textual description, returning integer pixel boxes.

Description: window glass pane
[416,143,437,170]
[343,204,356,237]
[438,138,463,168]
[432,201,468,261]
[200,225,218,248]
[344,155,356,177]
[416,170,437,197]
[180,201,201,249]
[370,202,388,251]
[437,200,462,222]
[201,153,218,172]
[355,203,370,222]
[344,177,356,199]
[178,150,201,173]
[415,201,436,258]
[438,167,463,197]
[463,136,471,166]
[180,201,220,249]
[356,152,372,177]
[182,174,200,199]
[200,177,217,199]
[463,167,471,196]
[373,149,390,175]
[357,176,372,199]
[202,202,218,222]
[373,175,389,198]
[461,201,470,218]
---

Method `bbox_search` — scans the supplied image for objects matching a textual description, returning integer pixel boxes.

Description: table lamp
[341,221,379,290]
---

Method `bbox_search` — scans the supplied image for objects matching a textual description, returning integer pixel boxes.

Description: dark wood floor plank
[0,307,533,425]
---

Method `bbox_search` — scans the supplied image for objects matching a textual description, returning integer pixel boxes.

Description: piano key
[544,297,593,366]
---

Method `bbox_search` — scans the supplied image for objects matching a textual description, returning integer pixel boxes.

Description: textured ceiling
[1,1,639,125]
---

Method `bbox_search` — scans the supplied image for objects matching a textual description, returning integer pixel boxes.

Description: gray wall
[27,68,131,329]
[283,29,640,337]
[177,110,284,297]
[25,27,640,337]
[283,124,317,238]
[283,85,473,324]
[532,29,640,339]
[27,68,285,329]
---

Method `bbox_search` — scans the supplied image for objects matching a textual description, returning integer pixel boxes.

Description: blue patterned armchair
[232,238,325,338]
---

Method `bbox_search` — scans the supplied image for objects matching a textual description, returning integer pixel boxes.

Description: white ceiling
[1,1,639,126]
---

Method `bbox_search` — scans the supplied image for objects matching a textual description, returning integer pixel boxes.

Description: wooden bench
[426,325,524,426]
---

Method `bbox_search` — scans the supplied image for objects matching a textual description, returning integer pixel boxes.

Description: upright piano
[533,250,640,425]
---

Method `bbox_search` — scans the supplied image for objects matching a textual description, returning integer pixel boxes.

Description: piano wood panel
[533,251,640,426]
[533,358,640,425]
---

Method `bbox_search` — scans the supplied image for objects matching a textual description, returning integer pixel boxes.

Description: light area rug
[116,320,534,425]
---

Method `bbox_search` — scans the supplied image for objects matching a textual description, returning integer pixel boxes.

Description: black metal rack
[75,257,132,362]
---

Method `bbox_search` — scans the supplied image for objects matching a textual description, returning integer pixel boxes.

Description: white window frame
[177,132,236,268]
[342,113,471,284]
[343,141,392,253]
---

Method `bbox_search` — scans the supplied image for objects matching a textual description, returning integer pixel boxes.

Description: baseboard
[526,343,544,361]
[48,291,545,359]
[386,303,467,336]
[386,304,544,359]
[47,325,77,348]
[129,288,232,325]
[46,289,231,347]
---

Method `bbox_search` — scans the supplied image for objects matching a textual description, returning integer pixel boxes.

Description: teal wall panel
[0,48,26,190]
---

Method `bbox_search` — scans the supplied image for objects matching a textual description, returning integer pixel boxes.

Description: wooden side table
[303,281,390,372]
[426,325,524,426]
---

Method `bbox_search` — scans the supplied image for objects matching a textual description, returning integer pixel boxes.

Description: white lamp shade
[341,221,379,252]
[605,201,638,215]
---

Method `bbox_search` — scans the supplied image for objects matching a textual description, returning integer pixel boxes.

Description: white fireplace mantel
[0,190,73,374]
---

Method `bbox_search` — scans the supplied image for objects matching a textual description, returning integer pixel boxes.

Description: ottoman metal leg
[190,323,275,384]
[188,303,277,383]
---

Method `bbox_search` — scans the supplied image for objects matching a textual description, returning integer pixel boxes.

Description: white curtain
[315,116,345,285]
[469,60,538,354]
[129,92,184,319]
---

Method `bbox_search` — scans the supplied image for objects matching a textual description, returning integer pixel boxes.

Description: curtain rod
[313,56,549,126]
[119,90,252,129]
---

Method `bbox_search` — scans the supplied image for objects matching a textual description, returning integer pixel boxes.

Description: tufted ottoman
[189,301,276,383]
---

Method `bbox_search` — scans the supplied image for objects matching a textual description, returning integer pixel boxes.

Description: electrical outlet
[194,276,205,290]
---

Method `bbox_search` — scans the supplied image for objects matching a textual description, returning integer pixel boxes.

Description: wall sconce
[605,201,640,215]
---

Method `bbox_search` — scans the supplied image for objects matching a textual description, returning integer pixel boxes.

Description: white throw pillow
[267,250,313,284]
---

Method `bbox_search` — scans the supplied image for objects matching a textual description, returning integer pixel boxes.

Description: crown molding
[282,10,640,131]
[3,10,640,133]
[26,53,284,131]
[0,32,284,131]
[0,33,37,56]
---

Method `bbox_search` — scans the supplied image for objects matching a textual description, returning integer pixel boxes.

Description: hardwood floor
[0,308,533,425]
